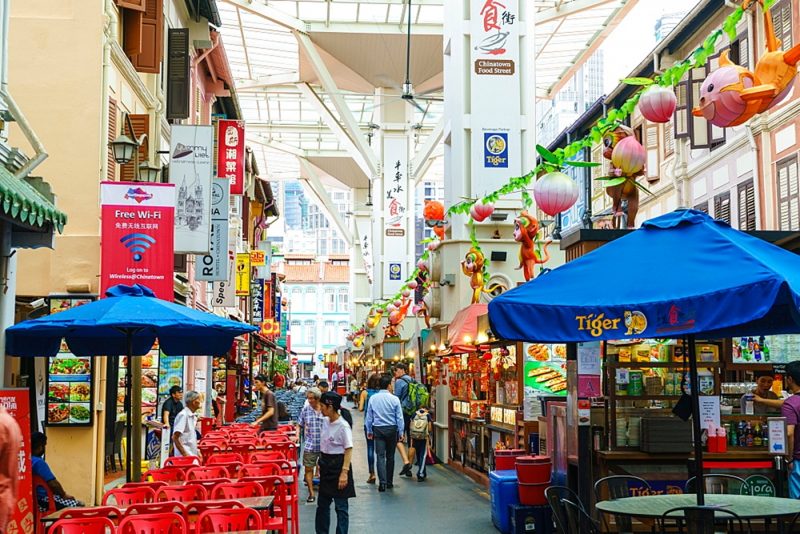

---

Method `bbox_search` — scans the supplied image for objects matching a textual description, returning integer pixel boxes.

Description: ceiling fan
[369,0,443,114]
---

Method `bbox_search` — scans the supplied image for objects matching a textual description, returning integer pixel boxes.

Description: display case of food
[47,354,93,426]
[117,348,159,421]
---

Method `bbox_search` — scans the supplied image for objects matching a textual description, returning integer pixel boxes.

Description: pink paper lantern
[417,260,428,271]
[402,289,411,297]
[638,85,677,123]
[407,280,419,290]
[470,201,495,222]
[611,136,646,175]
[533,172,579,216]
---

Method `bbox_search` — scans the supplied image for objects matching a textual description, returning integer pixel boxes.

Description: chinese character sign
[100,182,175,301]
[169,125,214,254]
[355,218,374,285]
[1,389,33,534]
[471,0,521,191]
[251,279,264,325]
[217,120,245,195]
[382,136,409,297]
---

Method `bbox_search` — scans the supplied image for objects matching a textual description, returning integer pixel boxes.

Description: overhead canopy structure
[219,0,634,196]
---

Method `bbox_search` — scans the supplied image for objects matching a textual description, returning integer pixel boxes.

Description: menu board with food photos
[47,353,93,426]
[157,353,184,415]
[116,348,159,421]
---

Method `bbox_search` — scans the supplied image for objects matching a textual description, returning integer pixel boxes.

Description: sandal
[306,495,316,503]
[367,474,376,484]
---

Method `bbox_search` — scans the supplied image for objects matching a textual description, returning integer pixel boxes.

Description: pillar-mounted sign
[382,136,409,297]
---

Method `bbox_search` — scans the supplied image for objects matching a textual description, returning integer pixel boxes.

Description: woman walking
[316,391,355,534]
[358,373,380,484]
[296,387,324,502]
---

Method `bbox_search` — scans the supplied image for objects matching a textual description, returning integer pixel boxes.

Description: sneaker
[399,463,412,476]
[417,475,427,482]
[378,483,386,492]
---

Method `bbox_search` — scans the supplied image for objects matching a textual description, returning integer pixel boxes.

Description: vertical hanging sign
[470,0,521,191]
[169,125,214,253]
[251,279,264,325]
[1,389,33,534]
[235,252,251,296]
[217,120,245,195]
[212,255,236,308]
[196,177,230,281]
[382,136,409,298]
[100,182,175,300]
[355,218,374,285]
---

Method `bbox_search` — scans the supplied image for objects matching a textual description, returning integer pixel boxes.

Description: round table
[596,494,800,520]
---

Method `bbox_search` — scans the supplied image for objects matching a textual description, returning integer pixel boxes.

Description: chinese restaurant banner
[196,177,230,281]
[100,182,175,301]
[235,253,250,296]
[470,0,521,191]
[355,218,374,285]
[1,389,34,534]
[382,135,409,298]
[169,125,213,253]
[251,279,264,325]
[217,120,245,195]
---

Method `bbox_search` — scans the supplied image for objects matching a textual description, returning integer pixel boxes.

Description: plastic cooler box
[508,503,553,534]
[490,470,520,534]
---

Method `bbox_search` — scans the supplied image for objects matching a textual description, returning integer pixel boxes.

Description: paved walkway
[299,406,493,533]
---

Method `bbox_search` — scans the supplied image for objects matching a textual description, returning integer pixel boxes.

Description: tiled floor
[299,407,494,533]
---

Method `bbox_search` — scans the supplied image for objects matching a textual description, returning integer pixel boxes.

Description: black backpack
[340,407,353,428]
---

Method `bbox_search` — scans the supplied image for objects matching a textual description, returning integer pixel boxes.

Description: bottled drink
[753,423,762,447]
[738,421,747,447]
[729,425,738,446]
[745,423,754,447]
[763,426,769,448]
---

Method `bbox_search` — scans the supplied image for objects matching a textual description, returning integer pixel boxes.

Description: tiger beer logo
[576,310,647,337]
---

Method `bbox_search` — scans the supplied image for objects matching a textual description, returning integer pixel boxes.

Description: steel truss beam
[411,116,444,184]
[298,158,354,247]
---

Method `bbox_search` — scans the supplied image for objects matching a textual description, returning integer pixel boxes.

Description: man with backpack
[392,363,429,478]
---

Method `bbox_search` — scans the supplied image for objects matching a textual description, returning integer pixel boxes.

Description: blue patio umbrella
[6,284,257,480]
[488,209,800,503]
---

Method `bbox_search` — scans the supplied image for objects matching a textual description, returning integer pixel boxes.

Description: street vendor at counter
[741,371,783,414]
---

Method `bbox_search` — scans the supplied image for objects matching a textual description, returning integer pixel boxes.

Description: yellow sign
[250,250,266,266]
[235,253,250,296]
[260,318,280,337]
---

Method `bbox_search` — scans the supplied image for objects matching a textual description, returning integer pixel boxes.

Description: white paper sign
[196,178,230,280]
[768,417,787,455]
[577,342,602,376]
[212,256,236,307]
[698,396,721,430]
[169,125,214,253]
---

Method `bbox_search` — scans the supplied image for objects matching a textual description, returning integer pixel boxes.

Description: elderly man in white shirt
[172,390,202,459]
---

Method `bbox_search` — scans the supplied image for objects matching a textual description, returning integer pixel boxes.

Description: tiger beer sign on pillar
[100,182,176,300]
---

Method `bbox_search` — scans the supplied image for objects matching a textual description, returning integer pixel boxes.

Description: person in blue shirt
[31,432,82,510]
[365,373,404,492]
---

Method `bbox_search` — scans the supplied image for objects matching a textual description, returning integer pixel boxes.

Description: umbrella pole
[125,337,132,482]
[687,334,705,505]
[130,347,143,482]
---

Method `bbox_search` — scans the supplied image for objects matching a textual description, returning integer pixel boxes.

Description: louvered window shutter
[645,123,659,182]
[674,80,689,139]
[116,0,145,10]
[688,64,710,149]
[777,156,800,230]
[108,98,118,181]
[694,201,709,214]
[131,0,162,73]
[166,28,190,119]
[663,120,675,157]
[120,113,150,182]
[714,191,731,224]
[737,179,756,231]
[772,0,793,51]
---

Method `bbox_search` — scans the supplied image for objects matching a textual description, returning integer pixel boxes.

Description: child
[409,407,433,481]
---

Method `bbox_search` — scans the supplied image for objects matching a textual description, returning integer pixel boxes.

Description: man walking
[365,374,404,492]
[172,390,202,459]
[392,363,414,476]
[250,374,278,432]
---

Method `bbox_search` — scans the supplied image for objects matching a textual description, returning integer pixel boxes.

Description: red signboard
[100,182,176,301]
[217,120,245,195]
[1,389,33,534]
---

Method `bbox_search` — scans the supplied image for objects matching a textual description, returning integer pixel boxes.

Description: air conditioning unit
[480,274,511,303]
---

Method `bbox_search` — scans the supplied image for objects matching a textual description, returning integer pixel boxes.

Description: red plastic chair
[206,461,242,477]
[143,467,186,482]
[258,476,290,534]
[155,484,207,502]
[249,451,287,463]
[163,456,201,467]
[59,506,119,520]
[117,512,186,534]
[192,478,232,494]
[186,466,229,480]
[277,424,296,433]
[123,501,188,518]
[121,481,168,492]
[49,517,116,534]
[206,452,244,465]
[250,458,293,474]
[196,508,262,532]
[211,481,263,500]
[240,463,281,478]
[184,500,244,516]
[102,487,156,506]
[228,445,256,463]
[197,443,224,459]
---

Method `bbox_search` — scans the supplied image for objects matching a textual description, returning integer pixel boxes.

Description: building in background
[279,254,350,377]
[414,180,445,259]
[655,12,686,42]
[536,51,605,147]
[281,180,309,230]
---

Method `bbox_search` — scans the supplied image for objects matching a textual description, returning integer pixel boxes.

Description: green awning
[0,166,66,233]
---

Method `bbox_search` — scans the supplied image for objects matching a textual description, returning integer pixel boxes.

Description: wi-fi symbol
[120,233,156,262]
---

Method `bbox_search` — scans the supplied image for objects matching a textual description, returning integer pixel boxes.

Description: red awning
[447,303,488,354]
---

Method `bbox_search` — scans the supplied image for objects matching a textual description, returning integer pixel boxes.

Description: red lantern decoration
[533,172,578,216]
[638,85,677,123]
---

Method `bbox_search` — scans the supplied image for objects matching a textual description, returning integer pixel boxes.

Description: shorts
[303,450,321,468]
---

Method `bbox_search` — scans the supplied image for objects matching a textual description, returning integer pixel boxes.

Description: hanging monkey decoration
[603,125,646,229]
[513,211,551,282]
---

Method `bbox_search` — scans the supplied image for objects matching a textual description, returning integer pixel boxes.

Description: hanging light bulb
[463,335,472,345]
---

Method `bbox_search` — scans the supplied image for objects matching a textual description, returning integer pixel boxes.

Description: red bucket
[518,481,549,506]
[515,455,552,484]
[494,449,525,471]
